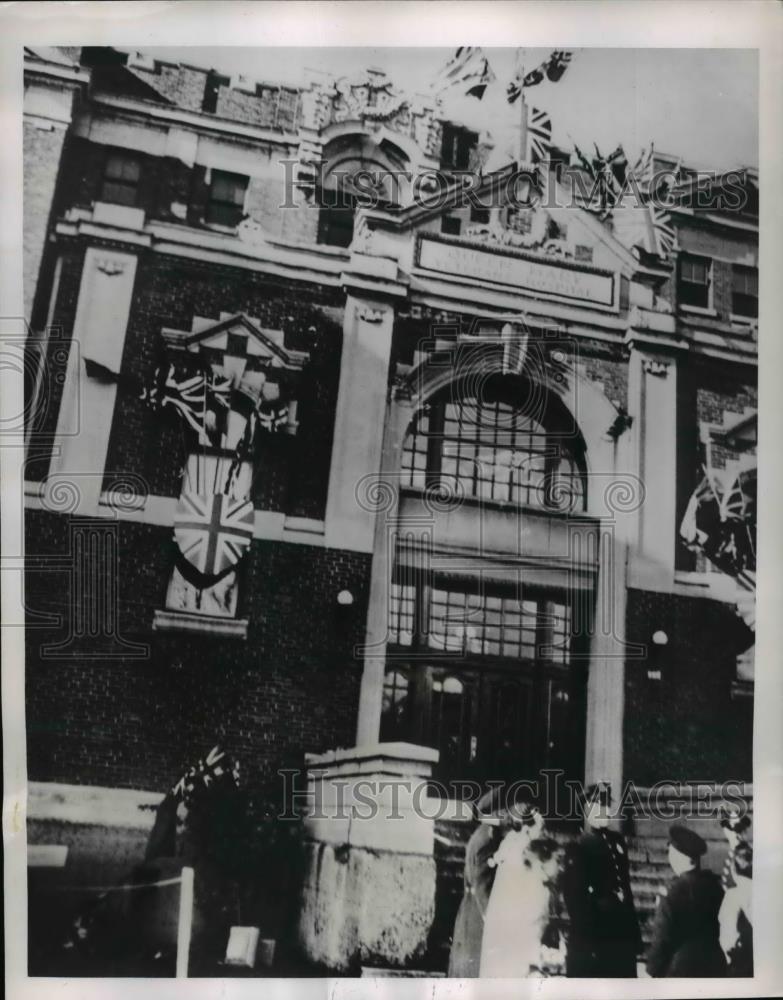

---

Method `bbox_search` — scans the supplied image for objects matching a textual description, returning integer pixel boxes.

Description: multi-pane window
[206,170,248,227]
[732,265,758,318]
[678,254,712,309]
[388,581,415,646]
[388,578,572,665]
[380,669,410,740]
[401,395,585,512]
[100,152,141,207]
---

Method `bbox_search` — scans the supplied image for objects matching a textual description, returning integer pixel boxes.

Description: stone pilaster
[50,248,138,514]
[324,294,395,553]
[625,308,686,591]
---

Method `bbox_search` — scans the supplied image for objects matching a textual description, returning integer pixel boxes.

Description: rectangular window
[440,124,478,171]
[441,216,461,236]
[203,71,230,114]
[206,170,248,227]
[732,265,758,318]
[100,152,141,207]
[470,207,490,225]
[389,576,571,665]
[678,254,712,309]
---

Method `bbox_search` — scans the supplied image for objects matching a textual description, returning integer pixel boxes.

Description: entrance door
[382,657,586,795]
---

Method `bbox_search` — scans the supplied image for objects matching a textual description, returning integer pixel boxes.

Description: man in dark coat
[563,782,641,977]
[646,823,727,977]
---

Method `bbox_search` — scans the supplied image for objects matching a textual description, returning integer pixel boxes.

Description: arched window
[401,377,586,512]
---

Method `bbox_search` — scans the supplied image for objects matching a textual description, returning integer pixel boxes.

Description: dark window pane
[101,153,141,206]
[679,255,711,308]
[206,171,248,227]
[732,265,758,316]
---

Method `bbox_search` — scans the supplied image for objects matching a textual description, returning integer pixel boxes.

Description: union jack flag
[174,490,254,578]
[652,204,676,258]
[528,107,552,163]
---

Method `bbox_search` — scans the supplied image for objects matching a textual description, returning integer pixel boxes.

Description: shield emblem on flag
[173,491,254,580]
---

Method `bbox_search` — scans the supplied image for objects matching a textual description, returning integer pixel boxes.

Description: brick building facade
[23,46,757,973]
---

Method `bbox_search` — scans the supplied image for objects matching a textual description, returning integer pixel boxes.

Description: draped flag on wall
[173,489,255,587]
[680,463,757,603]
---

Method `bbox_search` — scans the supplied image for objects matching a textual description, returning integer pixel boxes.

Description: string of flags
[434,46,572,106]
[433,47,571,167]
[507,49,572,102]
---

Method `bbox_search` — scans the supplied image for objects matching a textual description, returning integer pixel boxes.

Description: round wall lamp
[336,589,354,607]
[652,630,669,647]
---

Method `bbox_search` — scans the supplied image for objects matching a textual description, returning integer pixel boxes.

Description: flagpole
[518,90,528,164]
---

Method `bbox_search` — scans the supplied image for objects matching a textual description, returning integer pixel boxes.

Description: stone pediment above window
[161,312,309,374]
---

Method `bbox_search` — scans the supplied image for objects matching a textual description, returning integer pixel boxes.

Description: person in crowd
[646,823,727,977]
[479,806,561,976]
[448,786,511,977]
[562,781,641,977]
[718,803,751,891]
[719,841,753,976]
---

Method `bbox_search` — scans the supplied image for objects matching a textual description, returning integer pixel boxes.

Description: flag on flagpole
[434,46,496,100]
[652,204,675,257]
[527,107,552,162]
[630,144,654,194]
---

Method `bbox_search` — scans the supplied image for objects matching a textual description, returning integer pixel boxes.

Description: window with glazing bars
[206,170,248,227]
[101,152,141,207]
[388,580,572,664]
[401,396,585,512]
[732,265,758,318]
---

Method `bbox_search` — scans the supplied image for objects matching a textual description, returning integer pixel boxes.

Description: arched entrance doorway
[378,368,597,795]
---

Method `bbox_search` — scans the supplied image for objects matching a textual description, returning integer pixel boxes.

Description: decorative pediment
[161,312,309,380]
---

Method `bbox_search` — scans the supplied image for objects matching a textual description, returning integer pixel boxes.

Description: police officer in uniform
[646,823,727,977]
[563,782,641,977]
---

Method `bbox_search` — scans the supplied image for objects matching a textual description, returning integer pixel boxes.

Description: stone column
[50,248,138,515]
[297,742,439,972]
[324,295,395,553]
[584,531,629,803]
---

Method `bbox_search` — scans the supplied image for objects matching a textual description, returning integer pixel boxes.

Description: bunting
[507,49,573,103]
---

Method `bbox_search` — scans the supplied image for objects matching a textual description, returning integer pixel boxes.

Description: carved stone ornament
[642,358,671,377]
[95,257,126,276]
[237,217,268,245]
[357,304,386,324]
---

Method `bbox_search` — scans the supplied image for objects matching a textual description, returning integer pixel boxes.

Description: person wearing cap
[646,823,727,977]
[718,804,751,891]
[448,786,512,977]
[562,782,641,977]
